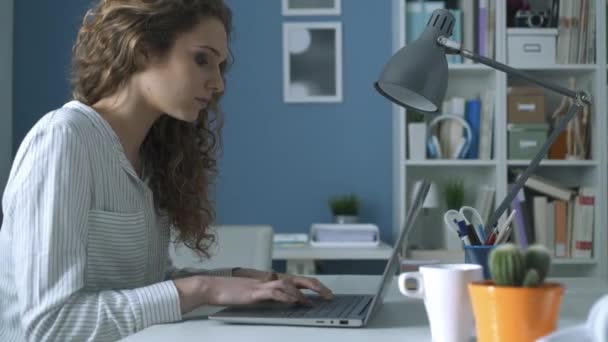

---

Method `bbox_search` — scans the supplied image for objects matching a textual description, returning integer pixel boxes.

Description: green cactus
[489,243,553,287]
[522,269,540,287]
[489,243,526,286]
[524,244,552,284]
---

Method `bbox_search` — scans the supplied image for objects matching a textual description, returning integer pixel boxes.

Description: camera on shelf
[514,10,550,28]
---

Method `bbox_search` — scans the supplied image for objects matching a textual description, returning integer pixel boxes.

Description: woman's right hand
[173,275,314,314]
[204,276,314,306]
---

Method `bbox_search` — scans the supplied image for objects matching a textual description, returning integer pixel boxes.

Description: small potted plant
[468,243,565,342]
[444,179,465,210]
[328,194,359,224]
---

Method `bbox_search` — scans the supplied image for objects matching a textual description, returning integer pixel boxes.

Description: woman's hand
[174,275,310,313]
[233,268,334,300]
[204,276,315,306]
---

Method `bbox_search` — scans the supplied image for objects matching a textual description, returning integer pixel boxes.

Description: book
[554,200,568,257]
[511,188,529,248]
[520,173,576,201]
[533,196,548,247]
[478,0,488,57]
[465,99,481,159]
[459,0,476,63]
[447,9,463,64]
[479,90,494,160]
[571,187,595,258]
[567,196,575,257]
[556,0,571,64]
[546,201,556,255]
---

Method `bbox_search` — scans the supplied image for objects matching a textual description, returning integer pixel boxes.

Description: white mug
[398,263,483,342]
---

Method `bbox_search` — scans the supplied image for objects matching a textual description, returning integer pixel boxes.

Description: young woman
[0,1,333,340]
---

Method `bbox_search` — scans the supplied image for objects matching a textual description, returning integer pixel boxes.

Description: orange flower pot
[468,281,565,342]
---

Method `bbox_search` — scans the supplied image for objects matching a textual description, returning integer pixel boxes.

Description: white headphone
[426,114,472,159]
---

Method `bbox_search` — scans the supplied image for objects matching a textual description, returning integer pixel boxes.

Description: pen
[484,209,517,245]
[454,219,472,246]
[500,209,517,233]
[494,224,513,245]
[466,223,482,245]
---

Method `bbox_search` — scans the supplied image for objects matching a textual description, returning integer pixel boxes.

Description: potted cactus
[468,243,565,342]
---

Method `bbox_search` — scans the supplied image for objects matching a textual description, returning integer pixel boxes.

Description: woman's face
[137,17,228,122]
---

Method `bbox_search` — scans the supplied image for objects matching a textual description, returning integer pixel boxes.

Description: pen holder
[464,245,495,279]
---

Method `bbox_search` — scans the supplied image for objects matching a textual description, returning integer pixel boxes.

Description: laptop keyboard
[283,295,368,318]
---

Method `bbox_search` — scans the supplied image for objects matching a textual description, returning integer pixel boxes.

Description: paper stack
[273,233,308,247]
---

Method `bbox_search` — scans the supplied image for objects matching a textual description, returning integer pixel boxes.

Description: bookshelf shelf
[409,250,598,266]
[510,64,597,71]
[405,160,496,167]
[553,258,598,265]
[448,64,493,72]
[392,0,607,279]
[507,160,598,167]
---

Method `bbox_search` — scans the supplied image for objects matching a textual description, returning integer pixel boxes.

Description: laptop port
[339,320,348,325]
[315,321,324,324]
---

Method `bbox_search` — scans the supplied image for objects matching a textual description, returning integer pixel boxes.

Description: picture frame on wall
[282,22,343,103]
[281,0,341,16]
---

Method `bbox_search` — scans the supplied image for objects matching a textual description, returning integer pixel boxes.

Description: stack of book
[509,172,595,259]
[556,0,595,64]
[406,0,495,63]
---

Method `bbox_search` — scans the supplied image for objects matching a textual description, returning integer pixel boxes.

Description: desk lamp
[375,9,591,232]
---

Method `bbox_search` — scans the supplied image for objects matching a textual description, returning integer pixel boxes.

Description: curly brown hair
[71,0,233,258]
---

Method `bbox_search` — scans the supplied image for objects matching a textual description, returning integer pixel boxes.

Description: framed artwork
[282,0,341,16]
[282,22,343,103]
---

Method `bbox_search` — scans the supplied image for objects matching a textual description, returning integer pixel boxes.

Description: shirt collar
[63,100,141,181]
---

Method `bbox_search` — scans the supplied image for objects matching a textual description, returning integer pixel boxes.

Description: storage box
[508,123,549,159]
[507,86,546,124]
[507,28,558,66]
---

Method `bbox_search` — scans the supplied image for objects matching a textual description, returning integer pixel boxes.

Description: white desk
[272,243,393,274]
[123,275,606,342]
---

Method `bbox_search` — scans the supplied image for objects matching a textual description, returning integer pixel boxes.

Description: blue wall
[218,0,393,242]
[13,0,90,146]
[13,0,394,243]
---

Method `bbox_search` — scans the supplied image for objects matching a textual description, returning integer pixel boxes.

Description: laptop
[209,179,431,328]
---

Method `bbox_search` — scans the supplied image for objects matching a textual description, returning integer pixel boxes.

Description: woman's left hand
[234,268,334,300]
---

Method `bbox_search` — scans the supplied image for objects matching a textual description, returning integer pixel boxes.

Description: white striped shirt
[0,101,232,341]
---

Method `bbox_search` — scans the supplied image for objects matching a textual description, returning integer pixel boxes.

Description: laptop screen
[363,179,430,323]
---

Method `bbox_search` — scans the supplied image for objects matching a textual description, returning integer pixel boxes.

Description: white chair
[169,225,274,271]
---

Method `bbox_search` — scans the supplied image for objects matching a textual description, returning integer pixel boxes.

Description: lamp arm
[485,102,582,231]
[437,36,592,231]
[438,37,583,102]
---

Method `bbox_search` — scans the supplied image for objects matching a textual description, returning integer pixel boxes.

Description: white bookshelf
[392,0,607,279]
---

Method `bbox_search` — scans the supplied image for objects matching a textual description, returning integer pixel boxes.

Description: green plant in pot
[468,243,565,342]
[444,179,465,210]
[329,194,359,224]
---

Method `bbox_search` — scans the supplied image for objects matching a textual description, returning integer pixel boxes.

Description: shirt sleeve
[6,125,181,342]
[164,253,234,279]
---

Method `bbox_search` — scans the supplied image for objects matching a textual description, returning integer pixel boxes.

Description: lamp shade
[412,180,439,208]
[375,9,455,114]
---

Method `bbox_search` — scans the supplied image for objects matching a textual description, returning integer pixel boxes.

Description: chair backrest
[169,225,274,271]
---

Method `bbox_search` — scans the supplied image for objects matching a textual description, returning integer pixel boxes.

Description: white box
[407,122,426,160]
[309,223,380,247]
[507,28,557,66]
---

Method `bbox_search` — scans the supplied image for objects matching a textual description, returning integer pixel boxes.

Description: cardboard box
[508,123,549,159]
[507,86,546,124]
